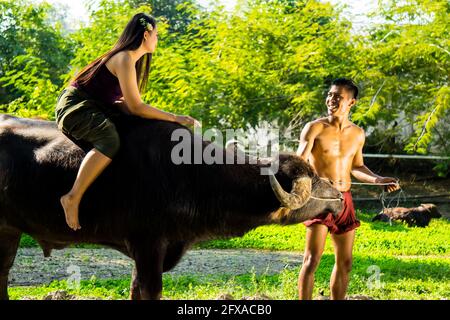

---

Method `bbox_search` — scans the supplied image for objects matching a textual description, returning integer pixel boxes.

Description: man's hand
[375,177,400,193]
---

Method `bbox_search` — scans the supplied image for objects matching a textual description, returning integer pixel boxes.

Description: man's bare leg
[330,229,355,300]
[61,148,112,230]
[298,224,328,300]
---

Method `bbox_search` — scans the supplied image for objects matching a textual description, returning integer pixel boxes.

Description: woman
[55,13,199,231]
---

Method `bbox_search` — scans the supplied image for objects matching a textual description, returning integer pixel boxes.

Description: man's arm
[296,122,319,162]
[351,132,400,192]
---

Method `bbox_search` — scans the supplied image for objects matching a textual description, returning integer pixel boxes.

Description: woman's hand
[175,115,201,128]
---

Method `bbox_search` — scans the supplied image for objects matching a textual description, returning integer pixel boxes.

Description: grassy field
[11,211,450,300]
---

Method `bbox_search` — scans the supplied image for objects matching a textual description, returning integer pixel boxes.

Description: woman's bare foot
[60,194,81,231]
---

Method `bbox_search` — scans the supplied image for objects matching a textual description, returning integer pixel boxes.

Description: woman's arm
[114,53,198,126]
[113,98,132,115]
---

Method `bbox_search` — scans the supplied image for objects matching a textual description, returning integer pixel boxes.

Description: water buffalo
[0,113,343,300]
[372,203,442,227]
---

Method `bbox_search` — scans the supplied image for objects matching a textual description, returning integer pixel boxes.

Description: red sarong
[303,191,360,234]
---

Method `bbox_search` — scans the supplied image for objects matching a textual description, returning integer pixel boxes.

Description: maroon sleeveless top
[71,63,122,105]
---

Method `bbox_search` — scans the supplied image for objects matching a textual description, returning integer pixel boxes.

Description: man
[296,78,400,300]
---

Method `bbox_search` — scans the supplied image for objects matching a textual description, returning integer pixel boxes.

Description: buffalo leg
[0,230,21,300]
[132,241,167,300]
[129,265,141,300]
[163,241,186,272]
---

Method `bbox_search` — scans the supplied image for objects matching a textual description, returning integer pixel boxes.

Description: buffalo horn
[269,175,312,209]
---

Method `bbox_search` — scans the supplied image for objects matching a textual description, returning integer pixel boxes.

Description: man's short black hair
[331,78,358,99]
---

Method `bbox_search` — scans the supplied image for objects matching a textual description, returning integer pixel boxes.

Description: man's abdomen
[309,156,353,192]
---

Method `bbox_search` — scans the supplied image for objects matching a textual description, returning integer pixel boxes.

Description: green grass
[13,210,449,300]
[9,253,449,300]
[19,235,101,249]
[196,211,450,256]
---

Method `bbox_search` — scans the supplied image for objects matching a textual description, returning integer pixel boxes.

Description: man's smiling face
[326,85,356,117]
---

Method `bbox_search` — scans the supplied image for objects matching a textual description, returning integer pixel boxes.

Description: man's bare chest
[312,130,359,159]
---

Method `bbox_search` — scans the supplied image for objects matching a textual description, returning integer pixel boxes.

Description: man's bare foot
[60,194,81,231]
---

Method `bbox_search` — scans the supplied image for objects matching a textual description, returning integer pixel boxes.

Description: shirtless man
[296,78,400,300]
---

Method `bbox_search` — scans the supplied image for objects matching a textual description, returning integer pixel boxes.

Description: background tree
[0,0,447,174]
[126,0,200,35]
[0,0,75,117]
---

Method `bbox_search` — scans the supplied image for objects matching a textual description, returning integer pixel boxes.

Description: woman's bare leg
[61,148,112,230]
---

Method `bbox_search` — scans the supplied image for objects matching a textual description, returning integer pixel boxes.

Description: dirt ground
[9,248,303,286]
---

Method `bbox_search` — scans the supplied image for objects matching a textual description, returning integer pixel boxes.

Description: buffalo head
[267,155,344,224]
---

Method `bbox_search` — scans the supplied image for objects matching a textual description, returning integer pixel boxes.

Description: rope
[377,188,408,225]
[315,178,405,216]
[310,195,342,202]
[319,177,400,186]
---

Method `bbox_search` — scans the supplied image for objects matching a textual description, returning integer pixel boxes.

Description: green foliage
[405,86,450,154]
[157,0,355,129]
[0,0,75,108]
[0,0,71,74]
[126,0,200,35]
[433,160,450,178]
[1,0,448,157]
[351,0,449,157]
[0,54,58,119]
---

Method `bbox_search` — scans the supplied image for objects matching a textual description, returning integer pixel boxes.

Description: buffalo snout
[312,178,344,217]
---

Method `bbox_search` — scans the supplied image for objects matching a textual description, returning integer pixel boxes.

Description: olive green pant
[55,86,121,158]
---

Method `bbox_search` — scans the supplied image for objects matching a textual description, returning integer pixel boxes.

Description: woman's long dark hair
[72,13,156,93]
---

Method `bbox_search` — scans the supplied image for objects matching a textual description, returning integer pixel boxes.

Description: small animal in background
[372,203,442,227]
